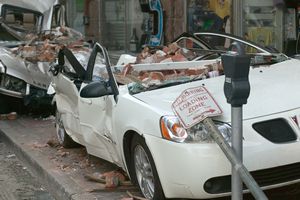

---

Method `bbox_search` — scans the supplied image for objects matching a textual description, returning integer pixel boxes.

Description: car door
[51,47,86,143]
[78,43,120,164]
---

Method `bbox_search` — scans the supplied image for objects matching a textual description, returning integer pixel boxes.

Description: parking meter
[221,52,251,200]
[222,53,251,107]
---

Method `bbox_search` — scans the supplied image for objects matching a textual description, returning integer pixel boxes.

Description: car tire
[130,135,165,200]
[55,109,79,148]
[0,94,11,114]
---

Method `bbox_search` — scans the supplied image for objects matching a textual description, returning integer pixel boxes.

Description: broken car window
[92,53,107,81]
[1,5,42,35]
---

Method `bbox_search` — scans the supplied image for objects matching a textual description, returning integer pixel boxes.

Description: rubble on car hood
[0,0,57,13]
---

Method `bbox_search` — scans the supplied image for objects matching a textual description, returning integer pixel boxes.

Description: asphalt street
[0,140,54,200]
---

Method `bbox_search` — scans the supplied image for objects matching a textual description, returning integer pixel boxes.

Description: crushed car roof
[0,0,57,13]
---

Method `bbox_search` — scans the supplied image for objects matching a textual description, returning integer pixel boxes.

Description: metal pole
[232,106,243,200]
[203,118,268,200]
[232,0,244,37]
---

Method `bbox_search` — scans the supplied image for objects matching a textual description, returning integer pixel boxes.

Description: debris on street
[0,112,17,120]
[6,154,16,159]
[122,191,148,200]
[29,141,49,149]
[46,139,60,148]
[85,170,132,189]
[56,149,70,158]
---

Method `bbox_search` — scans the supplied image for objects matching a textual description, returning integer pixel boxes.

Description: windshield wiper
[145,81,186,91]
[129,74,207,94]
[145,75,205,91]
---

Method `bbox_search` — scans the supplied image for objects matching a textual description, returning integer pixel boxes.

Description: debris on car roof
[10,26,88,63]
[136,42,196,64]
[116,43,223,88]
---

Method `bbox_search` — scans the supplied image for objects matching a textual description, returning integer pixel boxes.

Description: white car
[0,0,87,113]
[50,32,300,199]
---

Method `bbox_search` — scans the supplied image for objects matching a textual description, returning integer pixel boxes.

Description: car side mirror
[80,81,113,98]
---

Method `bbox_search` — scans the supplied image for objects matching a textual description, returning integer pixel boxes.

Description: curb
[0,129,96,200]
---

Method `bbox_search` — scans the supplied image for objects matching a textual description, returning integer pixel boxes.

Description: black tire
[130,135,165,200]
[0,94,10,114]
[55,109,79,148]
[0,94,19,114]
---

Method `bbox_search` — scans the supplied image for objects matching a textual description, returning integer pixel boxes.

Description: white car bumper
[144,132,300,199]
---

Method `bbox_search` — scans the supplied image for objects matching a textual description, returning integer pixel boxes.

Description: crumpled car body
[0,0,61,41]
[0,46,51,102]
[0,0,86,110]
[50,32,300,199]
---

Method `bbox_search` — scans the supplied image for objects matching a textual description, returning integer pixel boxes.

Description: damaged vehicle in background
[0,0,86,114]
[50,32,300,199]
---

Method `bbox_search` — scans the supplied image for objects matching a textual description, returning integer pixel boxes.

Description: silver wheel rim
[134,144,155,199]
[55,111,65,144]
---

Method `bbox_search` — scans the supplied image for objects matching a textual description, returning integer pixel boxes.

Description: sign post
[202,117,268,200]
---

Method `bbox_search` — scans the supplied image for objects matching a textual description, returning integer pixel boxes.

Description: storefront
[65,0,85,34]
[187,0,300,54]
[82,0,300,57]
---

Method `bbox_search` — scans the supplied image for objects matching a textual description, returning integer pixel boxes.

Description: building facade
[66,0,300,57]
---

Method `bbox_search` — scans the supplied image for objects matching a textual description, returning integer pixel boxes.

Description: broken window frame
[1,4,43,35]
[51,4,67,29]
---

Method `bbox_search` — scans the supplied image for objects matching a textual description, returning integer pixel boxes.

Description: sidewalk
[0,116,139,200]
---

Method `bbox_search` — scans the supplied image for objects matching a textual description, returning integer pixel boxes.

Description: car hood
[0,0,57,13]
[133,59,300,123]
[0,47,51,89]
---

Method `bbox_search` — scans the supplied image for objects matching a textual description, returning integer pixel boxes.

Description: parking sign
[172,86,223,129]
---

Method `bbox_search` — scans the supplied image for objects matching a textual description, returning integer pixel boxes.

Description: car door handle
[80,98,92,105]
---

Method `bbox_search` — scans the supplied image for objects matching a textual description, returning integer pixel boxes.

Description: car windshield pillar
[86,43,119,99]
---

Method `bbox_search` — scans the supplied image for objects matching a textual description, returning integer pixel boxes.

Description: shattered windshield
[113,34,289,95]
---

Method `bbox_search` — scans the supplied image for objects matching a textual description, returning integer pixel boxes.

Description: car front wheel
[55,109,78,148]
[131,135,165,200]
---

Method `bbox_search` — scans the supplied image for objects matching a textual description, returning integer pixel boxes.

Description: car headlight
[1,74,27,94]
[160,116,188,143]
[160,116,232,143]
